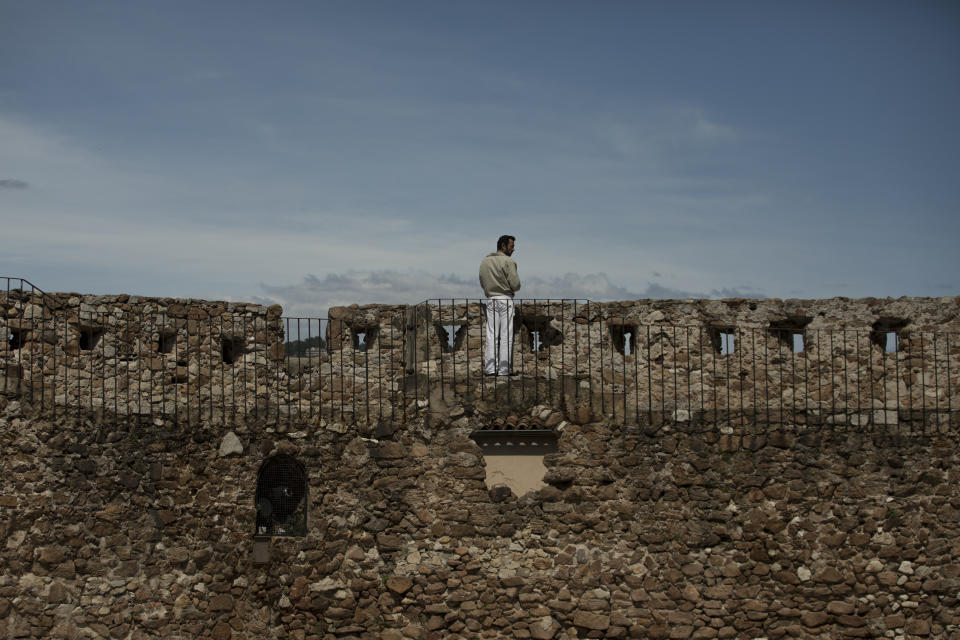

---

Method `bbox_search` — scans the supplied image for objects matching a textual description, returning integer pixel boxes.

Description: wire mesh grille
[255,455,307,537]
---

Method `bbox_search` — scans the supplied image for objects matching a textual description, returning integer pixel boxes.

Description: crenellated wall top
[591,296,960,331]
[4,283,957,332]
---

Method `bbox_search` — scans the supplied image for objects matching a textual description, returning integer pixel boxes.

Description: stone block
[573,611,610,630]
[209,594,234,612]
[218,431,244,457]
[385,577,412,596]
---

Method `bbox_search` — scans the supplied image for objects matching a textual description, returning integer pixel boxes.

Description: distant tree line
[284,335,326,356]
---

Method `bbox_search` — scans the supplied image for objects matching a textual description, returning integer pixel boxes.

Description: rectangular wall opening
[870,318,908,353]
[884,332,898,353]
[519,315,561,354]
[609,324,637,355]
[709,327,736,355]
[8,328,26,351]
[157,331,176,354]
[770,317,811,353]
[435,323,467,353]
[719,332,735,355]
[222,336,246,364]
[472,432,559,498]
[351,325,379,352]
[79,327,104,351]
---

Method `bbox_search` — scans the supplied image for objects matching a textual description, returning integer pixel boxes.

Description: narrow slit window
[720,332,735,355]
[885,332,898,353]
[792,333,804,353]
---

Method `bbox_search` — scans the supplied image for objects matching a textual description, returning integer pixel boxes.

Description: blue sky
[1,1,958,315]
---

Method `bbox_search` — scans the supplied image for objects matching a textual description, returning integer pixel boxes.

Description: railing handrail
[1,277,48,295]
[3,277,958,442]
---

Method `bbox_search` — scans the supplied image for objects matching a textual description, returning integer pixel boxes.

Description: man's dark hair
[497,235,516,251]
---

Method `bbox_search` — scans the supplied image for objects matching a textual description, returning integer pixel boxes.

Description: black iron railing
[413,299,957,434]
[1,283,957,436]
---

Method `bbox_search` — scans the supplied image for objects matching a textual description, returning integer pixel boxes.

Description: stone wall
[0,292,409,428]
[1,290,959,638]
[0,394,957,639]
[3,291,958,431]
[410,297,960,429]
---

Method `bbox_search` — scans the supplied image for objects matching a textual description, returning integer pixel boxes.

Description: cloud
[255,270,765,317]
[595,105,740,160]
[689,111,739,142]
[0,114,157,206]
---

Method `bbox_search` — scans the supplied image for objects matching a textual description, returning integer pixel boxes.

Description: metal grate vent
[255,455,308,537]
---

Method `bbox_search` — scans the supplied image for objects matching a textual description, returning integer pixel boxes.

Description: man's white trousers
[484,296,515,375]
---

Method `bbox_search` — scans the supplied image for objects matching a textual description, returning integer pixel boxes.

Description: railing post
[404,307,417,375]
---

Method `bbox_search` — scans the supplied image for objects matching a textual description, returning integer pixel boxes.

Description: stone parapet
[1,288,958,433]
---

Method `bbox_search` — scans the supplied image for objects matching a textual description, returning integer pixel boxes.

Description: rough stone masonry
[2,291,958,432]
[0,289,958,639]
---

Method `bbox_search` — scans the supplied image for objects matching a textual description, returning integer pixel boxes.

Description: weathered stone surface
[0,290,958,640]
[385,576,412,596]
[46,583,68,604]
[574,611,610,630]
[529,616,561,639]
[166,547,189,564]
[816,567,845,584]
[218,431,243,457]
[210,622,232,640]
[826,601,854,615]
[800,611,830,627]
[905,618,931,635]
[209,594,234,612]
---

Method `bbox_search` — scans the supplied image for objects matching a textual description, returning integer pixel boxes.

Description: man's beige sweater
[478,252,521,298]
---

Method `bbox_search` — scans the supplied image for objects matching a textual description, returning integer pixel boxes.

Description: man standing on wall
[479,235,521,376]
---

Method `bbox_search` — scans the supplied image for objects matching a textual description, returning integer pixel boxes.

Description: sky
[1,1,958,317]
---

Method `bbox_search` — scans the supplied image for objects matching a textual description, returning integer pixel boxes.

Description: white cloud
[255,270,764,317]
[0,112,777,305]
[594,104,740,160]
[689,111,739,142]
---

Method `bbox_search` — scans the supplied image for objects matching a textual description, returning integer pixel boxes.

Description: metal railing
[412,299,958,435]
[0,307,408,428]
[1,285,957,437]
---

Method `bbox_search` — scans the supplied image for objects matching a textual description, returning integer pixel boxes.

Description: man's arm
[508,259,521,293]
